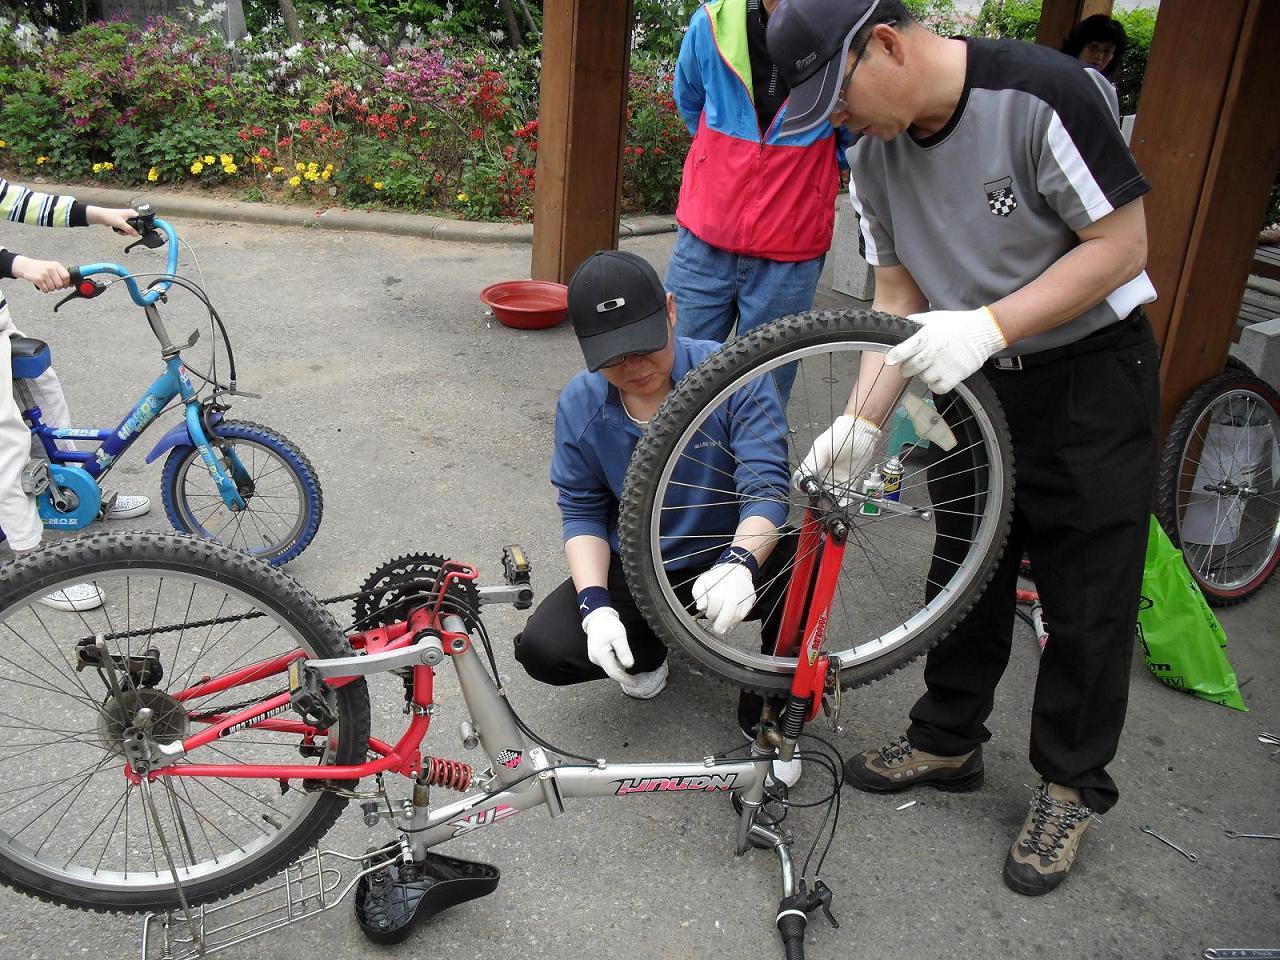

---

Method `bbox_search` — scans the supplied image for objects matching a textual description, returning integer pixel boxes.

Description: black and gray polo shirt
[847,37,1156,357]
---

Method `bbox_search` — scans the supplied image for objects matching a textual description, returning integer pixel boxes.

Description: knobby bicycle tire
[619,309,1015,694]
[0,531,370,913]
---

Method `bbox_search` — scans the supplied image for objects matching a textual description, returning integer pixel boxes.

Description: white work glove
[692,562,756,635]
[885,307,1008,395]
[794,415,882,505]
[582,607,634,684]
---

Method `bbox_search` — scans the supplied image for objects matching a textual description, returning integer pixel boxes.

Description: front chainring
[353,553,479,628]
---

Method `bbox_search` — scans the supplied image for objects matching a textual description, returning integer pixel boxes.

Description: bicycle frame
[21,218,248,514]
[127,562,778,865]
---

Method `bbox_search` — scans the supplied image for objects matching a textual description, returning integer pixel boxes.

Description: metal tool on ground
[1140,824,1199,862]
[1203,949,1280,959]
[1224,830,1280,840]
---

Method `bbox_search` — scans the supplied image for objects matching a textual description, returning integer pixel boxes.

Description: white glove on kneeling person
[582,606,635,684]
[885,307,1008,395]
[692,561,756,635]
[794,415,882,505]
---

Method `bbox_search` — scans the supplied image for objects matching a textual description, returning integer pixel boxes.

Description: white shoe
[619,660,669,700]
[106,494,151,520]
[770,752,803,788]
[39,582,105,612]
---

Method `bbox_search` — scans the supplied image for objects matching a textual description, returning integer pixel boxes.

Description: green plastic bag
[1136,517,1247,712]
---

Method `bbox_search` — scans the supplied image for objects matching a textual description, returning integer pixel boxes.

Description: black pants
[906,314,1160,814]
[513,535,798,735]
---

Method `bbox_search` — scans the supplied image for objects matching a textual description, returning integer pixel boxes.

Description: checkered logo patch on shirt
[984,176,1018,217]
[496,749,523,769]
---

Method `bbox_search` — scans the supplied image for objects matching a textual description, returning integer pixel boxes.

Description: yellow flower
[303,170,317,181]
[219,153,233,165]
[147,167,159,182]
[223,162,238,174]
[252,156,263,165]
[203,155,214,164]
[373,181,384,190]
[191,160,205,174]
[288,175,302,188]
[0,139,6,148]
[363,175,372,185]
[36,156,47,165]
[320,169,331,181]
[102,161,114,171]
[271,165,285,174]
[295,161,305,172]
[456,192,469,202]
[306,161,318,171]
[92,162,102,173]
[324,163,333,171]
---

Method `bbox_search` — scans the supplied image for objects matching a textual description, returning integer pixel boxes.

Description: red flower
[237,130,250,141]
[258,146,271,159]
[299,119,312,132]
[470,127,484,140]
[251,126,266,137]
[634,147,645,157]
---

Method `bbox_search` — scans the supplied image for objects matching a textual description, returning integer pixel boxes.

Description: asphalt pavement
[0,214,1275,960]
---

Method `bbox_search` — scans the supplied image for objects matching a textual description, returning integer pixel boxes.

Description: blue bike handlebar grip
[776,912,807,960]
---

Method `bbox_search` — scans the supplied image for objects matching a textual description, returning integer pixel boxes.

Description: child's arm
[0,175,139,235]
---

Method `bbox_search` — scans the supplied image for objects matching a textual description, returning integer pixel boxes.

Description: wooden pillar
[1035,0,1113,49]
[531,0,635,284]
[1130,0,1280,427]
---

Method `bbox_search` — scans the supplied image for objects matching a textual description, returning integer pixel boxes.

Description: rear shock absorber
[423,756,474,792]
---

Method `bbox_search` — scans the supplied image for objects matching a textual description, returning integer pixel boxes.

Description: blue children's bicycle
[11,203,322,564]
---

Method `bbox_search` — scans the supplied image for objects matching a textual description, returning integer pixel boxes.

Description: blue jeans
[664,227,824,401]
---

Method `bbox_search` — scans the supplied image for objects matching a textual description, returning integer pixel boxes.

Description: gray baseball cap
[768,0,882,137]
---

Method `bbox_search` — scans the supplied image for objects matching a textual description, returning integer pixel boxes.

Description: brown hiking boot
[843,735,984,793]
[1003,781,1096,896]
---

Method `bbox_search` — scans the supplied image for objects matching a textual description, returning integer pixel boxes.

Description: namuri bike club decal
[611,773,739,796]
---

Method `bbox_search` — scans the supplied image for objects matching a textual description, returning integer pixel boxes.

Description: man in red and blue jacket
[666,0,842,398]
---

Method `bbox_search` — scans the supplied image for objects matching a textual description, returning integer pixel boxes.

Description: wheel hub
[97,688,189,757]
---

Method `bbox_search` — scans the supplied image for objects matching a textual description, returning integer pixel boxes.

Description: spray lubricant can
[882,456,903,502]
[860,472,884,517]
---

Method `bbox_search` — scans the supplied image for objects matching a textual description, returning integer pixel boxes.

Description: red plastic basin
[480,280,569,330]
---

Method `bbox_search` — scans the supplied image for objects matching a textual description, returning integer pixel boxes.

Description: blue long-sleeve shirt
[551,337,790,570]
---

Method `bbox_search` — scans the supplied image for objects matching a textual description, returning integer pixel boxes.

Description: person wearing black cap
[663,0,844,401]
[511,250,801,783]
[767,0,1159,895]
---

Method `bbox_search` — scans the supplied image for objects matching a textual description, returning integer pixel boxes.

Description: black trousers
[906,313,1160,814]
[513,535,798,735]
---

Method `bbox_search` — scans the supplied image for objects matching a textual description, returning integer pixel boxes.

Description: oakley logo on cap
[596,297,626,312]
[795,51,817,70]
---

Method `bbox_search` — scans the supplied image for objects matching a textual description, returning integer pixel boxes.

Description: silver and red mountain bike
[0,310,1014,959]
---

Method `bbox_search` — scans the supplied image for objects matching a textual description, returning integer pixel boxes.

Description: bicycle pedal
[354,850,500,945]
[287,661,339,729]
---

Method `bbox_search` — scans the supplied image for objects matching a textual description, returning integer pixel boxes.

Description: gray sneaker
[1003,781,1095,896]
[844,735,984,793]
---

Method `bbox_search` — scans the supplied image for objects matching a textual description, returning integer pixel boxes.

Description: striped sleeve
[1031,67,1149,232]
[846,144,899,267]
[0,177,87,230]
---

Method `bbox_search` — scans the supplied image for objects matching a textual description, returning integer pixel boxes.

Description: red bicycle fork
[771,507,848,752]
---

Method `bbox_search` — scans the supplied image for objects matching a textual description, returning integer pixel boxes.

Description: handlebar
[61,208,180,309]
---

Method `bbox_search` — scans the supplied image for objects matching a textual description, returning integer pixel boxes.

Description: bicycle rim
[1168,380,1280,602]
[170,434,308,561]
[621,311,1014,692]
[0,533,365,909]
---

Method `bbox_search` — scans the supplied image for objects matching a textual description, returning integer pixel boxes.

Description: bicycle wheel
[619,309,1015,694]
[1156,370,1280,605]
[161,419,323,565]
[0,531,370,913]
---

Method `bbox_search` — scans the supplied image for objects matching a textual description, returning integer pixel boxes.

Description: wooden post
[1130,0,1280,428]
[1035,0,1114,49]
[531,0,635,283]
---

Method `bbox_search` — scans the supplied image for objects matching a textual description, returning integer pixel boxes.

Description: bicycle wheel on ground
[0,531,370,913]
[619,309,1015,694]
[161,419,323,565]
[1156,370,1280,605]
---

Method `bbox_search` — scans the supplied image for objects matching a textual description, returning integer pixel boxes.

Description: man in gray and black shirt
[769,0,1160,895]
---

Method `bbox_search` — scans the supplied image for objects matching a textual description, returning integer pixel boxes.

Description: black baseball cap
[768,0,883,138]
[568,250,670,372]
